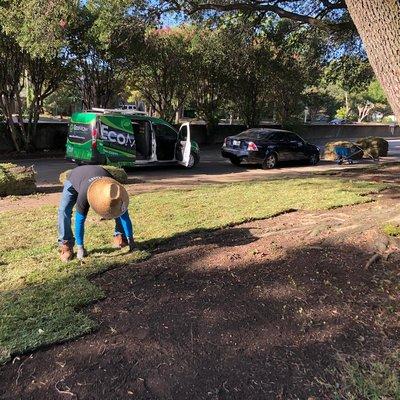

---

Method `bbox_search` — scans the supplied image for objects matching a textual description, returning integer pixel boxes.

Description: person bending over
[58,165,135,262]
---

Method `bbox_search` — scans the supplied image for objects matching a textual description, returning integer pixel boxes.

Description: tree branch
[183,1,349,31]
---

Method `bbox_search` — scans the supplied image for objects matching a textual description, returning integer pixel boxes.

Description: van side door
[176,122,191,167]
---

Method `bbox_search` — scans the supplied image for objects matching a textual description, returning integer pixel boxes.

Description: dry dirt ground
[0,191,399,400]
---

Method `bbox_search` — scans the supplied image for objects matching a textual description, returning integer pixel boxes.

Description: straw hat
[87,177,129,219]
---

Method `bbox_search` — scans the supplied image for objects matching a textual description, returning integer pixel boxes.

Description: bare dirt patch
[0,196,399,399]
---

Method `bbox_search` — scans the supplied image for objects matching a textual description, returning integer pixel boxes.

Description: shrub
[324,141,364,161]
[0,163,36,197]
[356,137,389,158]
[59,165,128,185]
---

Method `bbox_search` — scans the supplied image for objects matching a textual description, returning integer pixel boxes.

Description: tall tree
[69,1,146,109]
[345,0,400,121]
[324,55,373,117]
[189,26,229,136]
[161,0,400,122]
[128,27,194,122]
[25,54,70,148]
[0,0,76,57]
[0,32,25,151]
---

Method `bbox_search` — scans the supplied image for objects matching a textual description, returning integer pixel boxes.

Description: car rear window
[235,130,272,140]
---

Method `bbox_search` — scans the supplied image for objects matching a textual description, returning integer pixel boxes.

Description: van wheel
[230,156,242,166]
[262,153,277,169]
[185,151,199,169]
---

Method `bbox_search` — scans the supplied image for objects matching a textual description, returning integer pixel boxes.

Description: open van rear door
[177,122,191,167]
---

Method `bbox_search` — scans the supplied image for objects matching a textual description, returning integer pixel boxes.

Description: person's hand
[77,245,87,260]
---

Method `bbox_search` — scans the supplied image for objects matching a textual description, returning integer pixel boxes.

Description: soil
[0,193,399,400]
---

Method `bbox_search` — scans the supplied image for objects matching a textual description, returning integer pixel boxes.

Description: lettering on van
[100,125,135,147]
[71,124,90,133]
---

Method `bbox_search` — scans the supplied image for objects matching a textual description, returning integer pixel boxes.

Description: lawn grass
[0,177,383,364]
[333,352,400,400]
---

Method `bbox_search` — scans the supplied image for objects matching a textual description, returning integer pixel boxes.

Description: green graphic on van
[100,125,136,148]
[100,116,133,133]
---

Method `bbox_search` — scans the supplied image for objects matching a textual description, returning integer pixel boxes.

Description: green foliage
[188,26,228,132]
[324,55,373,94]
[0,177,382,363]
[0,0,76,58]
[67,2,145,109]
[323,60,390,122]
[367,79,387,104]
[128,26,194,122]
[303,86,339,120]
[43,84,81,116]
[335,106,348,119]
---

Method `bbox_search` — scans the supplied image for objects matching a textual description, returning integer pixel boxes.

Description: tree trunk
[345,91,350,117]
[345,0,400,122]
[0,98,21,152]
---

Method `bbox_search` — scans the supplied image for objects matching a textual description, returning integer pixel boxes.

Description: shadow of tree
[0,223,397,400]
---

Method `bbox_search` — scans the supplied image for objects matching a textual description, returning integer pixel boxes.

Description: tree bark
[345,0,400,122]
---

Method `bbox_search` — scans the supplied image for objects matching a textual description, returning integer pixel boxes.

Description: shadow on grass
[0,224,398,400]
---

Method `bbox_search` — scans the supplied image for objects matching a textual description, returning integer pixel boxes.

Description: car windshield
[235,130,272,140]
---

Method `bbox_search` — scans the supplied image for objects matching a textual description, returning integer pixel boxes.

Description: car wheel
[229,156,242,166]
[185,151,199,169]
[309,154,320,165]
[262,153,277,169]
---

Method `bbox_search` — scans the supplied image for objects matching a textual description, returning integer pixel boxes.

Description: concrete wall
[181,123,400,145]
[0,121,399,153]
[0,122,68,153]
[298,123,400,142]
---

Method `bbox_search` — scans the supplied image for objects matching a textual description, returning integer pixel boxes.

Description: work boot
[114,234,129,249]
[127,236,138,252]
[77,245,88,260]
[60,243,74,262]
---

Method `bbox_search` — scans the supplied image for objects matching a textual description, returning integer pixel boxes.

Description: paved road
[14,139,400,189]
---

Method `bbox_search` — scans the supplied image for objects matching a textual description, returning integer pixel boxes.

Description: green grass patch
[383,223,400,237]
[332,352,400,400]
[0,177,383,363]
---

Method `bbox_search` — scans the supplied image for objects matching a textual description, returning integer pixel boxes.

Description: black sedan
[221,128,320,169]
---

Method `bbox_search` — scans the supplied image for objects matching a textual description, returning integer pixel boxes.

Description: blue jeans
[58,180,133,246]
[58,181,78,245]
